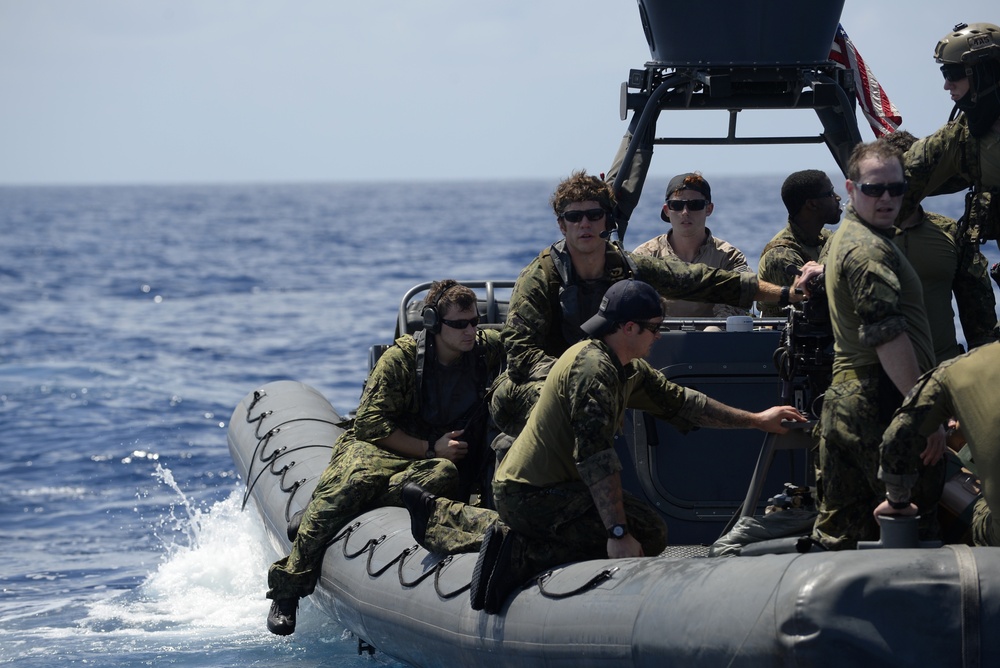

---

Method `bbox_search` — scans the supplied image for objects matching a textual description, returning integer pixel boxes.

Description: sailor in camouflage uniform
[902,22,1000,252]
[811,141,946,551]
[404,280,805,614]
[882,130,997,362]
[491,170,800,440]
[757,170,842,316]
[877,342,1000,546]
[265,280,504,635]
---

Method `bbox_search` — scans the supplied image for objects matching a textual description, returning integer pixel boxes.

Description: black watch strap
[607,523,628,539]
[425,439,436,459]
[886,493,911,510]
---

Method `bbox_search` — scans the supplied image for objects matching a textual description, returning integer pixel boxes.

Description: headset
[421,279,458,334]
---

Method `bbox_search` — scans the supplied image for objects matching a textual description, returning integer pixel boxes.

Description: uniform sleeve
[842,244,909,348]
[878,370,953,494]
[502,258,558,382]
[632,253,758,308]
[478,327,508,377]
[757,245,803,316]
[567,354,625,487]
[353,339,419,442]
[625,359,708,433]
[902,121,972,217]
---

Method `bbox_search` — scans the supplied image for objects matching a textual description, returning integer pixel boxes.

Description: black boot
[402,482,437,549]
[266,597,298,635]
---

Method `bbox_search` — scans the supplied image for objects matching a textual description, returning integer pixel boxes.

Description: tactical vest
[955,115,1000,243]
[414,329,494,497]
[539,239,639,350]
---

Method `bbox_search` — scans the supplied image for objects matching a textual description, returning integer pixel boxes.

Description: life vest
[539,239,640,347]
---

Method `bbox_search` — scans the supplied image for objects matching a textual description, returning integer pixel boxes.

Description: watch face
[610,524,626,539]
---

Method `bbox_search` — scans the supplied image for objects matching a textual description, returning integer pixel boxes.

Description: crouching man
[876,342,1000,546]
[404,279,806,613]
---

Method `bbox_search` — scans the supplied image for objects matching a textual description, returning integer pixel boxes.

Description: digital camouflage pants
[267,438,460,600]
[497,480,667,583]
[813,376,945,550]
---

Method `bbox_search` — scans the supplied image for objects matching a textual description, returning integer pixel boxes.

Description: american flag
[829,24,901,137]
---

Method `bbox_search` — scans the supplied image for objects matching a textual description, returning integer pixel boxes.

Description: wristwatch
[886,493,911,510]
[425,439,436,459]
[607,523,628,539]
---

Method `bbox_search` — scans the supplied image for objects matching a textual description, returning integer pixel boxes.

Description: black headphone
[422,280,457,334]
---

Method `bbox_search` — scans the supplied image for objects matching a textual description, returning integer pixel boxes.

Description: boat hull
[230,380,1000,667]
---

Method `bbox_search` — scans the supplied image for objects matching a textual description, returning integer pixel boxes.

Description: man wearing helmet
[902,22,1000,253]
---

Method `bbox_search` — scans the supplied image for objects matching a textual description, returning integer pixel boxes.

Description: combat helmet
[935,22,1000,67]
[934,22,1000,130]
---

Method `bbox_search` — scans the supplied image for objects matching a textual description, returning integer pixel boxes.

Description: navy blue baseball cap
[582,279,663,337]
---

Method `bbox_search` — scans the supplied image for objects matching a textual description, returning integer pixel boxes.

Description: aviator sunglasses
[854,181,908,198]
[665,199,708,212]
[561,208,607,223]
[440,315,480,330]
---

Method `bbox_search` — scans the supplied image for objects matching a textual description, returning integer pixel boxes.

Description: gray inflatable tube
[229,380,1000,667]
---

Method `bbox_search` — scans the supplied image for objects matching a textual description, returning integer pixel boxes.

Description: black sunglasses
[940,64,968,83]
[561,208,607,223]
[635,320,662,334]
[855,181,908,198]
[665,199,708,212]
[440,316,480,330]
[812,188,837,199]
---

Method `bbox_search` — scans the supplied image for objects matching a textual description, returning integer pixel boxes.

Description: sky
[1,1,996,185]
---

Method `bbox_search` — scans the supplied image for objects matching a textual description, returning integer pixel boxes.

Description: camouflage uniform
[893,208,997,362]
[491,339,706,578]
[491,239,756,436]
[423,338,708,566]
[267,329,504,600]
[632,229,752,317]
[880,342,1000,546]
[903,115,1000,246]
[756,220,831,316]
[813,206,941,550]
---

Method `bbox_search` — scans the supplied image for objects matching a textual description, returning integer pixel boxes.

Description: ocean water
[1,178,998,667]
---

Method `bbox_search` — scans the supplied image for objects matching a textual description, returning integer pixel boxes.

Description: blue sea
[2,178,998,667]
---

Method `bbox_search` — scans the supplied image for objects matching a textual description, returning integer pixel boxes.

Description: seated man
[757,170,842,316]
[404,279,806,614]
[265,279,504,635]
[876,342,1000,546]
[633,172,752,318]
[491,170,800,440]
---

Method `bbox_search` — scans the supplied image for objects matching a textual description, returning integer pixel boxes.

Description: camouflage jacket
[348,328,505,446]
[893,209,998,361]
[879,342,1000,511]
[632,229,752,317]
[502,240,757,382]
[757,220,832,316]
[495,339,707,489]
[902,115,1000,233]
[824,206,935,376]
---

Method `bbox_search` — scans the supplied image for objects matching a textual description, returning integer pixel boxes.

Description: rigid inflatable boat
[228,1,1000,664]
[229,375,1000,667]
